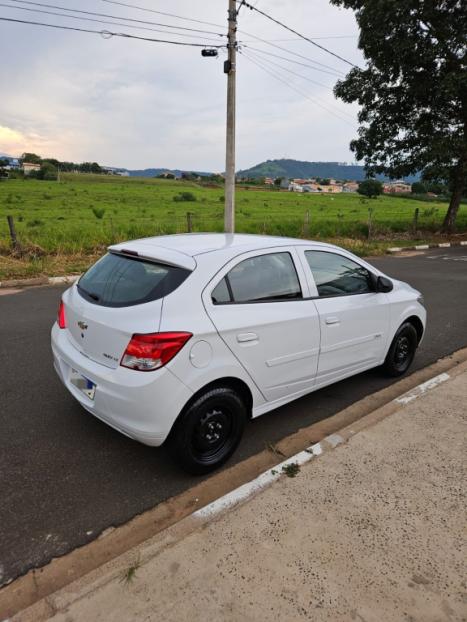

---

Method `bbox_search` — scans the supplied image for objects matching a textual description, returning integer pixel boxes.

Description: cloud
[0,125,59,156]
[0,0,362,170]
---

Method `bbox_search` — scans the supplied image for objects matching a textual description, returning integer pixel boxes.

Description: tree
[21,152,42,164]
[0,158,8,179]
[358,179,382,198]
[330,0,467,232]
[411,181,427,194]
[274,177,283,186]
[40,162,58,181]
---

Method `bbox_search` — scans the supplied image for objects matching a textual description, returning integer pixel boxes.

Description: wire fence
[2,205,467,256]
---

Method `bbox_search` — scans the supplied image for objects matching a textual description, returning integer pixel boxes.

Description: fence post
[303,210,310,238]
[413,207,419,233]
[367,207,373,240]
[7,215,19,249]
[186,212,193,233]
[109,216,116,241]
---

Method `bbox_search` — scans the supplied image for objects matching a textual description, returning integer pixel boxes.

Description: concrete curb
[2,348,467,620]
[0,275,79,289]
[387,240,467,254]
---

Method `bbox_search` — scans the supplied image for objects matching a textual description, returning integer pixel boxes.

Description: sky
[0,0,363,171]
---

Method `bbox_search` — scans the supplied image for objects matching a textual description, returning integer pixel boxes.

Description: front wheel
[168,387,247,475]
[383,322,418,377]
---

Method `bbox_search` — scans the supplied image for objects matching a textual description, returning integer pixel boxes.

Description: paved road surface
[0,246,466,586]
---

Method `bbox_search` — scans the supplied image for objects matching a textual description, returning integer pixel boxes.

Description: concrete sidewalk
[16,368,466,622]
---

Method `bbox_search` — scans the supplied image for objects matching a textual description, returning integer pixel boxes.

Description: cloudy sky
[0,0,363,171]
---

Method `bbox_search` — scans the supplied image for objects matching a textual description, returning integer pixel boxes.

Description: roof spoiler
[108,242,196,271]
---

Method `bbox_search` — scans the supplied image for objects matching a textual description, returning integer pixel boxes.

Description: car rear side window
[78,252,191,307]
[305,250,372,297]
[212,252,302,304]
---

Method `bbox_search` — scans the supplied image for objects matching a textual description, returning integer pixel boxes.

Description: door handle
[325,316,340,325]
[237,333,259,343]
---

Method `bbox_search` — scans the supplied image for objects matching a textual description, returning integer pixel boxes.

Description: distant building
[264,177,274,185]
[343,182,359,193]
[2,157,20,170]
[383,180,411,194]
[319,184,342,194]
[22,162,41,175]
[103,167,129,177]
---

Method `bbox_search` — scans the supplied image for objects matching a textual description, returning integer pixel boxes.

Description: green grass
[1,173,466,279]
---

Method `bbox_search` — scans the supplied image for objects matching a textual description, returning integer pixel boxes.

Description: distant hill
[126,168,213,178]
[236,159,419,182]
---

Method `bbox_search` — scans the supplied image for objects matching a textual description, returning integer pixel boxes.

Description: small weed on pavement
[282,463,300,478]
[120,555,141,586]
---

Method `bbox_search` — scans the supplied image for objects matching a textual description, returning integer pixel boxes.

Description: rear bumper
[51,324,193,446]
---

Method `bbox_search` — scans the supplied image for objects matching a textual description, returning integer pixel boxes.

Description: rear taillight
[57,300,67,329]
[121,332,192,371]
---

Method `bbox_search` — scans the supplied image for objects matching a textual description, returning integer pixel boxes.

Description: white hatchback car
[52,234,426,473]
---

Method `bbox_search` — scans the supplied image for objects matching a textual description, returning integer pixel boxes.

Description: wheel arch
[165,376,254,444]
[404,315,425,344]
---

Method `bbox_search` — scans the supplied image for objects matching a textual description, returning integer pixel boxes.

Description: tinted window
[78,252,190,307]
[211,278,231,304]
[213,252,302,304]
[305,251,372,296]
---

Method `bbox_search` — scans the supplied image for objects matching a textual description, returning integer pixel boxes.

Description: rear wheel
[168,387,247,475]
[383,322,418,377]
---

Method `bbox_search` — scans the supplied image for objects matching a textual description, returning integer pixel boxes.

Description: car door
[203,248,321,403]
[298,248,390,386]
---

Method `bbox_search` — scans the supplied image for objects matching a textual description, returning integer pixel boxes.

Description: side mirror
[376,275,393,293]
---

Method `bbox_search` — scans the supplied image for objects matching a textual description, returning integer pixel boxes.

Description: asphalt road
[1,246,466,586]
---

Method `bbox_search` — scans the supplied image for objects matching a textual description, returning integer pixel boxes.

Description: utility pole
[224,0,237,234]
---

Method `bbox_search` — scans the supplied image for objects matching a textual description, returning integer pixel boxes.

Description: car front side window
[305,250,372,297]
[211,252,302,304]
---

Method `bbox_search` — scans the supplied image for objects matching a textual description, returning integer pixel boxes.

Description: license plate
[70,369,96,400]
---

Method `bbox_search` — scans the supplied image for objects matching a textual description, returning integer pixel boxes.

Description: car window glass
[78,252,190,307]
[219,252,302,303]
[305,251,372,296]
[211,277,231,304]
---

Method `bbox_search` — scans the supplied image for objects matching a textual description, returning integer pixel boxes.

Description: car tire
[168,387,247,475]
[383,322,418,377]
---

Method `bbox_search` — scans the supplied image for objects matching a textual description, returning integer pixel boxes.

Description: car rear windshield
[77,252,191,307]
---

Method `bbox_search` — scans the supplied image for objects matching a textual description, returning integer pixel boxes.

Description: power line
[100,0,225,30]
[236,1,359,69]
[238,29,346,76]
[0,16,226,46]
[7,0,226,36]
[0,2,226,41]
[241,35,358,42]
[241,45,345,78]
[240,49,356,127]
[245,48,332,90]
[244,48,356,122]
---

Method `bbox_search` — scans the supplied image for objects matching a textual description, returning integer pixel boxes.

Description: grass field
[1,174,466,279]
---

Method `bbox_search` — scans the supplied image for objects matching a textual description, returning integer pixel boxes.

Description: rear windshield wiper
[77,283,100,302]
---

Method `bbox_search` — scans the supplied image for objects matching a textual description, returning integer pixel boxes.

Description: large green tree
[20,152,42,164]
[331,0,467,232]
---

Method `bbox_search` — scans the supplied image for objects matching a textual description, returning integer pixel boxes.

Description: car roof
[111,233,336,263]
